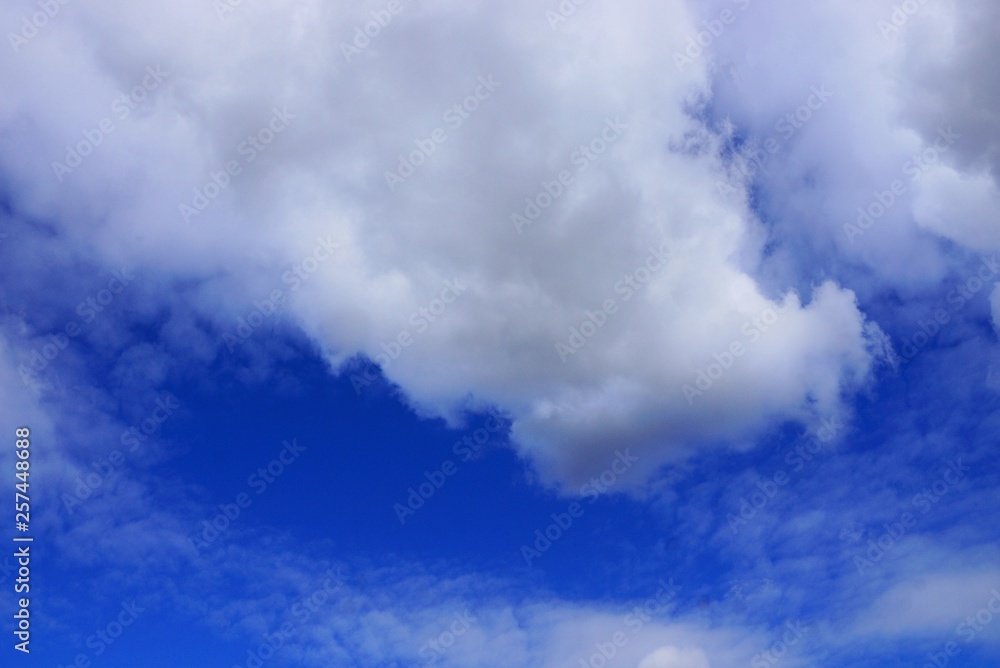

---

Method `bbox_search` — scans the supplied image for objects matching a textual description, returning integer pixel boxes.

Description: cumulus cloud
[13,0,1000,492]
[0,0,897,490]
[4,1,1000,665]
[699,0,1000,298]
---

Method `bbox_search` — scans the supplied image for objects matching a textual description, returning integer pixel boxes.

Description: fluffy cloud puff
[0,0,889,488]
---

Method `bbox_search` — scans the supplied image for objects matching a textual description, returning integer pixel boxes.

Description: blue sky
[1,0,1000,666]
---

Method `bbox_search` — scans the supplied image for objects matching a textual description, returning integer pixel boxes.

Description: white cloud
[0,0,894,489]
[913,165,1000,253]
[182,549,763,668]
[7,0,1000,495]
[4,2,1000,663]
[853,569,1000,638]
[699,0,1000,293]
[639,645,711,668]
